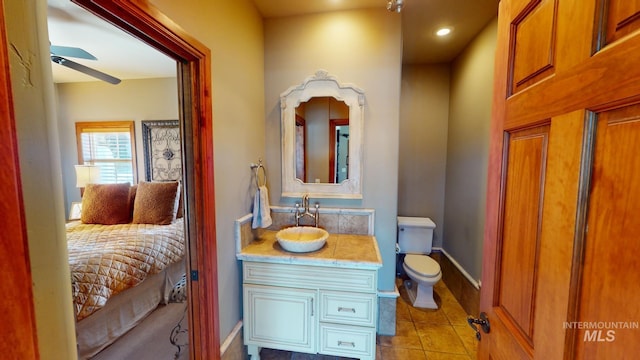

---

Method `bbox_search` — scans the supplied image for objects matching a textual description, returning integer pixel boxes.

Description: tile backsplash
[268,206,374,235]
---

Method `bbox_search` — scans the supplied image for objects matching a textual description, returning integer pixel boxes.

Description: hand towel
[252,185,272,229]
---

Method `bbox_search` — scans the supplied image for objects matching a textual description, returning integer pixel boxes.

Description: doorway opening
[70,1,220,358]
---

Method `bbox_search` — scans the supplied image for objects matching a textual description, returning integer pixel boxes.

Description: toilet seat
[402,254,441,309]
[404,254,440,278]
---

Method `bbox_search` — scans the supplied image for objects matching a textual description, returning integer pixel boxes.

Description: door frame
[328,118,349,183]
[295,114,307,182]
[71,1,220,358]
[0,0,39,357]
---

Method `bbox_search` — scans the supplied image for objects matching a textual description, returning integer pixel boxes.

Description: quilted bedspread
[66,218,185,321]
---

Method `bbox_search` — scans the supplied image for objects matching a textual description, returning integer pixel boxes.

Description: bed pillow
[81,183,132,225]
[132,181,180,225]
[128,184,138,218]
[176,189,184,219]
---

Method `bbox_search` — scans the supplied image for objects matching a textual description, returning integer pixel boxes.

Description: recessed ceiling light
[436,28,452,37]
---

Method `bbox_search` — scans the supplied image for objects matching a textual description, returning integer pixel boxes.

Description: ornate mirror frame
[281,70,365,199]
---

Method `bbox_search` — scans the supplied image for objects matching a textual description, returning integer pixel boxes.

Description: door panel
[511,0,558,94]
[574,105,640,359]
[533,111,589,359]
[605,0,640,44]
[482,0,640,358]
[244,284,316,354]
[498,125,549,344]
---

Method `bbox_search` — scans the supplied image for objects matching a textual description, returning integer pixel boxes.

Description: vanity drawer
[243,262,377,292]
[319,291,376,327]
[319,323,376,359]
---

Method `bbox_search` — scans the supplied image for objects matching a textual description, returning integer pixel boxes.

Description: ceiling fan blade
[51,56,121,85]
[50,45,97,60]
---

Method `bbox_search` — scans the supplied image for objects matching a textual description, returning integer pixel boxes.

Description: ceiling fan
[50,44,121,84]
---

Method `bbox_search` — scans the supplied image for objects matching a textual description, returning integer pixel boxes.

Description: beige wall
[398,64,450,248]
[56,77,179,213]
[264,9,403,291]
[150,0,266,343]
[8,0,77,358]
[443,18,498,281]
[9,0,265,356]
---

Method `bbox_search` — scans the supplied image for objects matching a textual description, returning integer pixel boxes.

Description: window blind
[76,121,137,185]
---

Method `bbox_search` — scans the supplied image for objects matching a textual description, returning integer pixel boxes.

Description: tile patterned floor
[257,278,478,359]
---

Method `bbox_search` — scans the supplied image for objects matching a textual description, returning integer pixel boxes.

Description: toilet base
[404,279,438,309]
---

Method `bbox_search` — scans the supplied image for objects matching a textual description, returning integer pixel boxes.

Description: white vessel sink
[276,226,329,253]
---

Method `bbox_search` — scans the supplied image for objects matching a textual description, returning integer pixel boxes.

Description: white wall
[398,64,451,248]
[443,18,498,280]
[56,77,179,215]
[264,9,403,291]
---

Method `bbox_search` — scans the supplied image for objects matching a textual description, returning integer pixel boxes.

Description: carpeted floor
[91,302,189,360]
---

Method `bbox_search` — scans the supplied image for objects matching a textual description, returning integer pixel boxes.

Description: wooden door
[480,0,640,359]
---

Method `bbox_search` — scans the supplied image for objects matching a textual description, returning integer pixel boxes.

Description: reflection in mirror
[295,97,349,184]
[281,70,365,199]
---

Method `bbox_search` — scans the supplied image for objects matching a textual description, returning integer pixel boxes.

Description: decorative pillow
[128,184,138,218]
[169,274,187,303]
[81,183,132,225]
[176,188,184,219]
[132,181,180,225]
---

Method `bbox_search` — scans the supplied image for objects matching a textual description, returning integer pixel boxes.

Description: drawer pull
[338,307,356,313]
[338,341,356,347]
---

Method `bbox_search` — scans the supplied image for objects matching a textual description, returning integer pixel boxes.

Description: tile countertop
[237,230,383,270]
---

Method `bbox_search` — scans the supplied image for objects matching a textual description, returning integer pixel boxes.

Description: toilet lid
[404,254,440,277]
[397,216,436,228]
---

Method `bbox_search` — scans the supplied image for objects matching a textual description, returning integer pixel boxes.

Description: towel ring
[251,159,267,187]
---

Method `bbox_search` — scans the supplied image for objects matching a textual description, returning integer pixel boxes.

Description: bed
[68,181,186,359]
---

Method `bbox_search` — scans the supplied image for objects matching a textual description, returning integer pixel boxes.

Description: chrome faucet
[295,194,320,227]
[302,194,309,212]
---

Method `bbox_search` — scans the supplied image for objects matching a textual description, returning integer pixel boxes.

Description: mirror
[281,70,364,199]
[294,97,349,184]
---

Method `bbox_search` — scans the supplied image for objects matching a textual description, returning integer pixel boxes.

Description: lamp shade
[75,165,101,187]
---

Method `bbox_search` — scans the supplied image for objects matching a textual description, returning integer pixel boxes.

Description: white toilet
[397,216,441,309]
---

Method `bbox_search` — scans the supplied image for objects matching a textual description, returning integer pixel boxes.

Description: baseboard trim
[432,247,480,290]
[220,321,242,356]
[378,284,400,298]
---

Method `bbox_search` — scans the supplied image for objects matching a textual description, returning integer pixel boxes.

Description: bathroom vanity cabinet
[237,231,382,360]
[243,262,378,360]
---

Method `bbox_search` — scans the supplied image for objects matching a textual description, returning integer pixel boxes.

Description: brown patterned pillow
[81,183,132,225]
[132,181,180,225]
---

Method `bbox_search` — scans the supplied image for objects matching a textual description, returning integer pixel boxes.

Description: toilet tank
[397,216,436,254]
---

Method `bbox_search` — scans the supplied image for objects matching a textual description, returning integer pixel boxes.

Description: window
[75,121,137,184]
